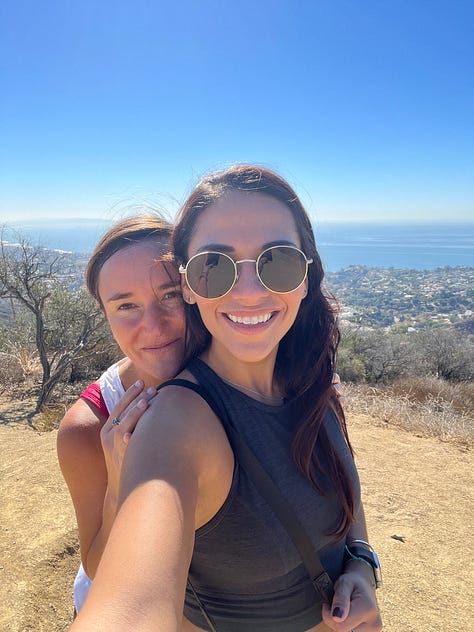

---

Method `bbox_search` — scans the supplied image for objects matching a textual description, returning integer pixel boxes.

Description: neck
[119,358,161,391]
[219,375,284,406]
[201,344,283,401]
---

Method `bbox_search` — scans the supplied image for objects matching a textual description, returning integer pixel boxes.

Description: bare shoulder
[122,371,234,526]
[138,369,228,451]
[57,393,107,467]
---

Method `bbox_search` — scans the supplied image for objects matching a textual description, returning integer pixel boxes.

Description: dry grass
[389,377,474,416]
[345,377,474,446]
[2,393,473,631]
[31,402,69,432]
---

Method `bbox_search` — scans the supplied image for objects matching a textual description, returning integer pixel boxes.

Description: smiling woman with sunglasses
[71,166,382,632]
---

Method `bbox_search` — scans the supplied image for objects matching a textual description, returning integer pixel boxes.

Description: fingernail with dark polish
[332,606,344,618]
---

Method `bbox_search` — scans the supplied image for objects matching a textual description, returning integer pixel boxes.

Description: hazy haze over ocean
[2,219,474,273]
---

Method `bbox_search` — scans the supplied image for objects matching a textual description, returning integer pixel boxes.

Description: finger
[335,390,346,408]
[117,397,149,436]
[321,603,352,632]
[322,593,382,632]
[335,598,382,632]
[119,386,157,423]
[330,574,353,622]
[112,387,158,439]
[105,383,154,432]
[107,379,145,423]
[332,377,346,409]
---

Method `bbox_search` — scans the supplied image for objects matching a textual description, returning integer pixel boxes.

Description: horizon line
[3,217,474,226]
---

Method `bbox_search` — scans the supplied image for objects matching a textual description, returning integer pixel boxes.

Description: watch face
[345,544,383,588]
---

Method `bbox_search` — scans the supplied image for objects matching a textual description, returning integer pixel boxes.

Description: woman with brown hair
[58,214,186,612]
[71,166,382,631]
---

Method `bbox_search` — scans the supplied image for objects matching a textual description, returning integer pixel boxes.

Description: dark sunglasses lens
[186,253,235,298]
[258,247,307,292]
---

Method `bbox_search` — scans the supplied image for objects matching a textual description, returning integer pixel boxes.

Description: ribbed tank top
[182,358,361,632]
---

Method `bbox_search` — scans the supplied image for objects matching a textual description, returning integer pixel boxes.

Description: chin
[227,345,276,365]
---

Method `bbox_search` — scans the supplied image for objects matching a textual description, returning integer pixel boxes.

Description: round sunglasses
[179,245,313,299]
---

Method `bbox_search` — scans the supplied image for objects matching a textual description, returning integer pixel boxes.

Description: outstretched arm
[70,385,233,631]
[57,380,156,579]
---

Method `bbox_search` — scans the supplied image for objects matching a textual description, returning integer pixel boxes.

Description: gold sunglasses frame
[179,245,313,299]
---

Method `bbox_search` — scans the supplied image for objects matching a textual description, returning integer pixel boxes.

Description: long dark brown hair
[173,165,355,538]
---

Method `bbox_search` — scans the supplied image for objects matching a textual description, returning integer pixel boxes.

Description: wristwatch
[344,539,382,589]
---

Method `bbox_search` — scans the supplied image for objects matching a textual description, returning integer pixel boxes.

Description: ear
[98,301,108,319]
[301,279,308,299]
[184,292,197,305]
[181,277,196,304]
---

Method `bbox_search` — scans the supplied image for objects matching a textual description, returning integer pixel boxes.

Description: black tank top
[182,358,361,632]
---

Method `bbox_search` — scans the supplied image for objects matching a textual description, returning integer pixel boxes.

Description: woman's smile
[225,311,274,325]
[141,337,182,353]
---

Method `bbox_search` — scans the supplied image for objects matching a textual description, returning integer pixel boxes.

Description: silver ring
[112,416,121,426]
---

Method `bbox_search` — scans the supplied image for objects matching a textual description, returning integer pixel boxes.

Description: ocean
[3,219,474,273]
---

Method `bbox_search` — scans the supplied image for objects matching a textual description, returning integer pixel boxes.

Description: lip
[142,338,181,352]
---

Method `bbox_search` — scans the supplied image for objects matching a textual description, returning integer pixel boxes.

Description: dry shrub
[0,352,25,390]
[32,402,68,432]
[0,350,42,393]
[345,379,473,446]
[389,377,474,417]
[69,338,121,383]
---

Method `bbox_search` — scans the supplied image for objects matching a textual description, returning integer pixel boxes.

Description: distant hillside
[326,265,474,331]
[1,242,473,333]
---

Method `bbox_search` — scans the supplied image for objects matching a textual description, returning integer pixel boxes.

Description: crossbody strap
[159,378,334,606]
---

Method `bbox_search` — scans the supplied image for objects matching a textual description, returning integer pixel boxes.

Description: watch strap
[344,544,382,588]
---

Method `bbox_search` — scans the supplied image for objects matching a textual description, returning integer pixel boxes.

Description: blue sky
[1,0,473,224]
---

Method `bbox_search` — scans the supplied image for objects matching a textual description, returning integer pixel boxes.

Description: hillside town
[1,239,473,334]
[326,265,474,331]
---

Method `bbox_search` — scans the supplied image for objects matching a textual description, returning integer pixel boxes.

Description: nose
[231,260,268,299]
[141,301,171,332]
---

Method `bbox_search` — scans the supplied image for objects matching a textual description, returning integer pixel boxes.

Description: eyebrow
[196,239,298,254]
[106,281,180,303]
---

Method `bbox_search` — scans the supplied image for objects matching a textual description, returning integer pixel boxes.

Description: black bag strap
[159,378,334,607]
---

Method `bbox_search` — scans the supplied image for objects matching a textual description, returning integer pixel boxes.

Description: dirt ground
[0,395,472,632]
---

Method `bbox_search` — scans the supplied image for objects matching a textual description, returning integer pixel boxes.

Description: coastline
[2,220,474,272]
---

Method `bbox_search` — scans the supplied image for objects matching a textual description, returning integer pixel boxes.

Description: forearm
[71,481,195,632]
[342,502,376,587]
[83,485,119,579]
[347,501,369,542]
[344,502,381,590]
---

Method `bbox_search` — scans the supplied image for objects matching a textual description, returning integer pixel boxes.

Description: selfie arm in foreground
[57,379,156,580]
[69,384,231,632]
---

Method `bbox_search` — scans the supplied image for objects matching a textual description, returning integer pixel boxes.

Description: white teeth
[227,313,272,325]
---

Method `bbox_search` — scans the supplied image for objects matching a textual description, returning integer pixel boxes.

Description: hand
[332,372,346,409]
[321,564,382,631]
[100,380,157,495]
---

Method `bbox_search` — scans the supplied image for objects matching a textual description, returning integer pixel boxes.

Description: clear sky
[1,0,473,224]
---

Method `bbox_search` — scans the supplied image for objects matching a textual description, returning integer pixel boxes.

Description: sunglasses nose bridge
[233,258,266,292]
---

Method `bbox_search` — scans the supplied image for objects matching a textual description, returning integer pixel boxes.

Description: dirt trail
[0,400,472,631]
